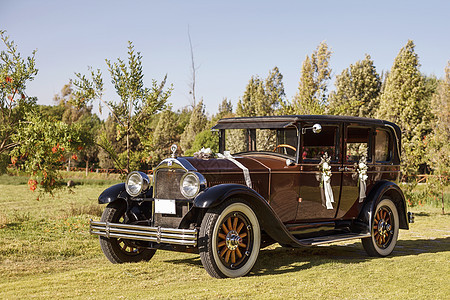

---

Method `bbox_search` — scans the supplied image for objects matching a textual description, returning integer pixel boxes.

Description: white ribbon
[357,161,368,203]
[217,151,252,188]
[323,174,334,209]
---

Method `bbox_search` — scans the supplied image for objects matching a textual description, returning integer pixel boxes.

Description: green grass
[0,183,449,299]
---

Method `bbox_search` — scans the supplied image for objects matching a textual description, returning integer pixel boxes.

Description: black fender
[98,183,153,204]
[358,181,409,231]
[98,183,128,204]
[193,184,310,247]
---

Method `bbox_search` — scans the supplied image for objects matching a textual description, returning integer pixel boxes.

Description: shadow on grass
[163,237,450,276]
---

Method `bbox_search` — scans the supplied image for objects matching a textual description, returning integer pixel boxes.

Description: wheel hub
[377,219,392,236]
[226,230,242,250]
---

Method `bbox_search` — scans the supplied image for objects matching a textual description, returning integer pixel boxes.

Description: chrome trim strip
[89,220,197,246]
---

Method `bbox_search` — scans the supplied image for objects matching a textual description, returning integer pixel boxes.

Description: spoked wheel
[99,201,156,263]
[199,199,260,278]
[362,198,399,257]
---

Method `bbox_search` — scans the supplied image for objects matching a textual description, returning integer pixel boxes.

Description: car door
[336,124,373,219]
[295,123,342,221]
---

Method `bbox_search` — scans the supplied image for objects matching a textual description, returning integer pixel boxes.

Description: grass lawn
[0,181,448,299]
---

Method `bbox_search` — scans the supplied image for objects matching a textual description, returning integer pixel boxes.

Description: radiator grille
[154,169,186,199]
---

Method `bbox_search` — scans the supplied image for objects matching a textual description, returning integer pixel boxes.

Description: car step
[297,233,371,246]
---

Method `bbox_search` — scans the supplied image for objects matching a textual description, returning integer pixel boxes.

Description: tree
[0,30,38,171]
[180,100,207,153]
[236,67,285,117]
[72,41,172,172]
[151,107,178,163]
[236,76,260,117]
[215,98,233,120]
[11,112,85,196]
[328,54,381,117]
[426,62,450,214]
[376,40,431,177]
[292,41,332,115]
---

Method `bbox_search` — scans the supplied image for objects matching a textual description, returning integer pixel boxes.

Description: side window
[302,125,338,161]
[346,126,371,162]
[375,129,391,162]
[255,129,277,152]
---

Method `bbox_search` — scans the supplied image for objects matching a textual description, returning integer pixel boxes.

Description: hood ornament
[170,144,178,158]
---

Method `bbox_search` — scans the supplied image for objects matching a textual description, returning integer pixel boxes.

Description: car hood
[183,153,289,174]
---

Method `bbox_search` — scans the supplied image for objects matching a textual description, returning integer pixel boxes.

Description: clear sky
[1,0,449,117]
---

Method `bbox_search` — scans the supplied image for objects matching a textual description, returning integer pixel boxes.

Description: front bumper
[89,220,197,246]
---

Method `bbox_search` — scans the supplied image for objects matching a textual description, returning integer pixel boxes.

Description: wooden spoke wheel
[362,198,399,257]
[199,199,261,278]
[216,212,252,269]
[99,201,156,263]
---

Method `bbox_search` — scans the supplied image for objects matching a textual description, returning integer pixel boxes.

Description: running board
[298,233,371,246]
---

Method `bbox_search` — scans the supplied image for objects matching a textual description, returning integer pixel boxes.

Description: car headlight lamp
[180,172,206,198]
[125,171,150,197]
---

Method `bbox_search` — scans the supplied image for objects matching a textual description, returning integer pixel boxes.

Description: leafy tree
[0,30,38,171]
[180,100,207,153]
[215,98,233,120]
[328,54,381,117]
[72,41,172,172]
[292,41,332,115]
[184,129,219,156]
[150,107,178,163]
[11,113,84,196]
[236,76,260,117]
[426,62,450,213]
[236,67,285,117]
[376,40,431,177]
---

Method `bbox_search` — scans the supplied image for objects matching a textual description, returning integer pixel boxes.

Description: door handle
[339,166,355,172]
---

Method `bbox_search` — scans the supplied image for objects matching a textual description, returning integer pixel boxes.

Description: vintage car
[89,115,414,278]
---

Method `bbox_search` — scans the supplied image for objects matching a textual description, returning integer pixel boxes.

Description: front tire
[362,198,399,257]
[99,201,156,263]
[199,199,261,278]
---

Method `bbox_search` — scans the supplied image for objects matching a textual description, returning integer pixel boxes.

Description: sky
[1,0,449,117]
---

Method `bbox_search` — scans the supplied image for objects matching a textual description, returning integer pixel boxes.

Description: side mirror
[312,124,322,134]
[302,123,322,134]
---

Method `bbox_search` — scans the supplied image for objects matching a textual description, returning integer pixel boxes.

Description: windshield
[222,127,298,158]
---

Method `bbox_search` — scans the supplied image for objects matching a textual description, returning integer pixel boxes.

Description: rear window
[375,129,392,162]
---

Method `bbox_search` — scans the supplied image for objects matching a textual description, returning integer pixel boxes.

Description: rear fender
[358,181,409,230]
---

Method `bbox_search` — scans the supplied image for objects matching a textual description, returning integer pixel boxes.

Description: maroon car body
[90,115,413,278]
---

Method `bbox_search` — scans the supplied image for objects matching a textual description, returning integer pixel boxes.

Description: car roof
[212,115,399,130]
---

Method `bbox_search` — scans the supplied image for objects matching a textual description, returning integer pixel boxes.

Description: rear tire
[199,199,260,278]
[362,198,399,257]
[99,201,156,263]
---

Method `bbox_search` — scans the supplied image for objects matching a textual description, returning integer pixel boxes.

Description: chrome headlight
[125,171,150,197]
[180,172,206,198]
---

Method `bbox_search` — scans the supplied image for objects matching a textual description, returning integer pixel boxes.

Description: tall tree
[0,30,38,169]
[236,76,260,117]
[376,40,430,176]
[426,62,450,213]
[328,54,381,117]
[236,67,285,117]
[215,98,233,119]
[292,41,332,115]
[151,107,178,163]
[72,41,172,172]
[180,100,207,153]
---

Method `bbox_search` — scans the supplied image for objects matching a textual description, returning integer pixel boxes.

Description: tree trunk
[85,160,89,177]
[67,157,71,172]
[126,129,130,173]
